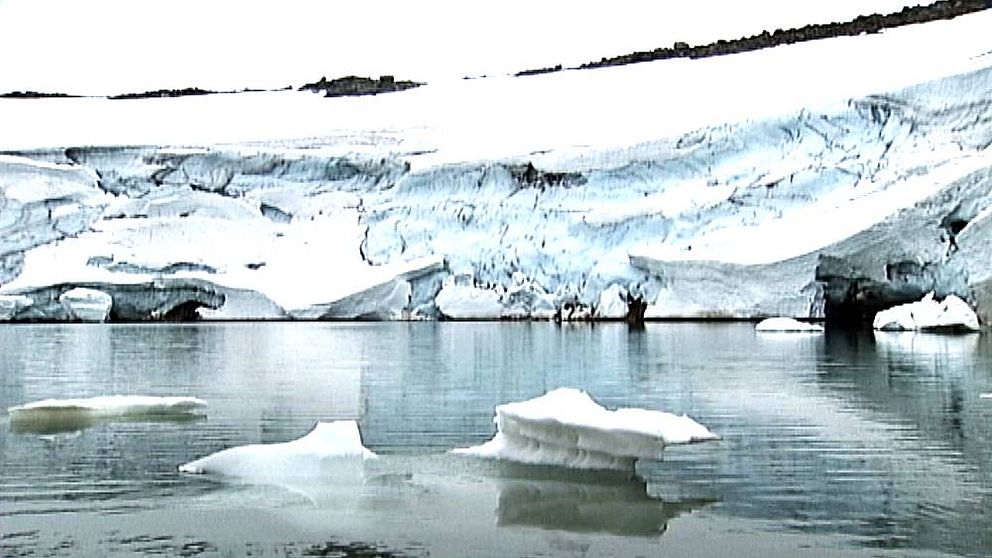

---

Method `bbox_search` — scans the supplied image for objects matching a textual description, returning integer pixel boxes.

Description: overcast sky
[0,0,918,95]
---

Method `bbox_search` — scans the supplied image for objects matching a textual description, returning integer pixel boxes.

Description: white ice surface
[0,0,922,95]
[873,292,981,332]
[453,388,717,471]
[178,421,375,480]
[8,395,207,418]
[1,11,989,162]
[755,317,825,333]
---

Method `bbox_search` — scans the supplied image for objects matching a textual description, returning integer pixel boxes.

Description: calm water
[1,322,991,557]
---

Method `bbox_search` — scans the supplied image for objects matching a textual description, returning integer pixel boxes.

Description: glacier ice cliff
[2,62,992,322]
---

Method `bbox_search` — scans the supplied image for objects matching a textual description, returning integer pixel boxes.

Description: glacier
[1,11,992,322]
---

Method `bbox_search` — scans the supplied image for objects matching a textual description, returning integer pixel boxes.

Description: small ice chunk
[873,292,980,332]
[755,317,824,332]
[0,294,33,321]
[58,287,113,322]
[452,388,716,471]
[8,395,206,434]
[980,393,992,399]
[9,395,206,418]
[178,421,375,479]
[434,283,503,319]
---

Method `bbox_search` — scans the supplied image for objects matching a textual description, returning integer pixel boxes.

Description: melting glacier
[1,12,992,322]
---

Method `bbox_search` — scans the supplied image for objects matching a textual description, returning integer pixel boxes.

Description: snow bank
[755,317,824,332]
[178,421,375,480]
[452,388,717,471]
[872,292,980,332]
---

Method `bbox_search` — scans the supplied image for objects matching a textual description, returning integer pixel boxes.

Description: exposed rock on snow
[755,317,825,332]
[58,287,112,322]
[872,292,980,332]
[452,388,717,471]
[179,421,375,480]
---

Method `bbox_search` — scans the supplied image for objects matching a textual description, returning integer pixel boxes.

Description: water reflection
[3,322,992,557]
[493,464,713,537]
[10,411,204,436]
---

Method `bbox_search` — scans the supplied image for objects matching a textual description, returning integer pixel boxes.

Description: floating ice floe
[755,317,824,333]
[452,388,717,471]
[179,420,375,480]
[872,292,980,332]
[8,395,207,434]
[980,393,992,399]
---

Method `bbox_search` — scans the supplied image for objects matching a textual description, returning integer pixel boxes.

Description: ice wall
[2,46,992,322]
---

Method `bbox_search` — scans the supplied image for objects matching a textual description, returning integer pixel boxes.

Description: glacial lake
[1,322,991,558]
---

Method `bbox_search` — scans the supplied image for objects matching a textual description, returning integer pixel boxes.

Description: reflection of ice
[494,467,712,537]
[8,395,207,435]
[873,331,980,360]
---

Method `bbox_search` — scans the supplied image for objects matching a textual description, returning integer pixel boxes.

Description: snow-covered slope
[1,11,992,322]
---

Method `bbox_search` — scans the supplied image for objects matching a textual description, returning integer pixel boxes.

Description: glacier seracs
[1,12,991,322]
[452,388,717,471]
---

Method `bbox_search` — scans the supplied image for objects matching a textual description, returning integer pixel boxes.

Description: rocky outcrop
[514,0,992,76]
[299,75,422,98]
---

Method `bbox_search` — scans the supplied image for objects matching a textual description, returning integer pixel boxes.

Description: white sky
[0,0,920,95]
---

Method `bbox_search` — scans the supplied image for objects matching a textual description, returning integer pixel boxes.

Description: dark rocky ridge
[298,75,422,97]
[515,0,991,75]
[0,91,80,99]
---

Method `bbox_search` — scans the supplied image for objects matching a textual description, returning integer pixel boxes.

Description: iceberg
[452,388,717,471]
[58,287,113,322]
[980,393,992,399]
[872,292,980,332]
[755,317,824,333]
[178,421,375,480]
[8,395,207,434]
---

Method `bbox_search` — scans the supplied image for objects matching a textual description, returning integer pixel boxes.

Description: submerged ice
[452,388,717,471]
